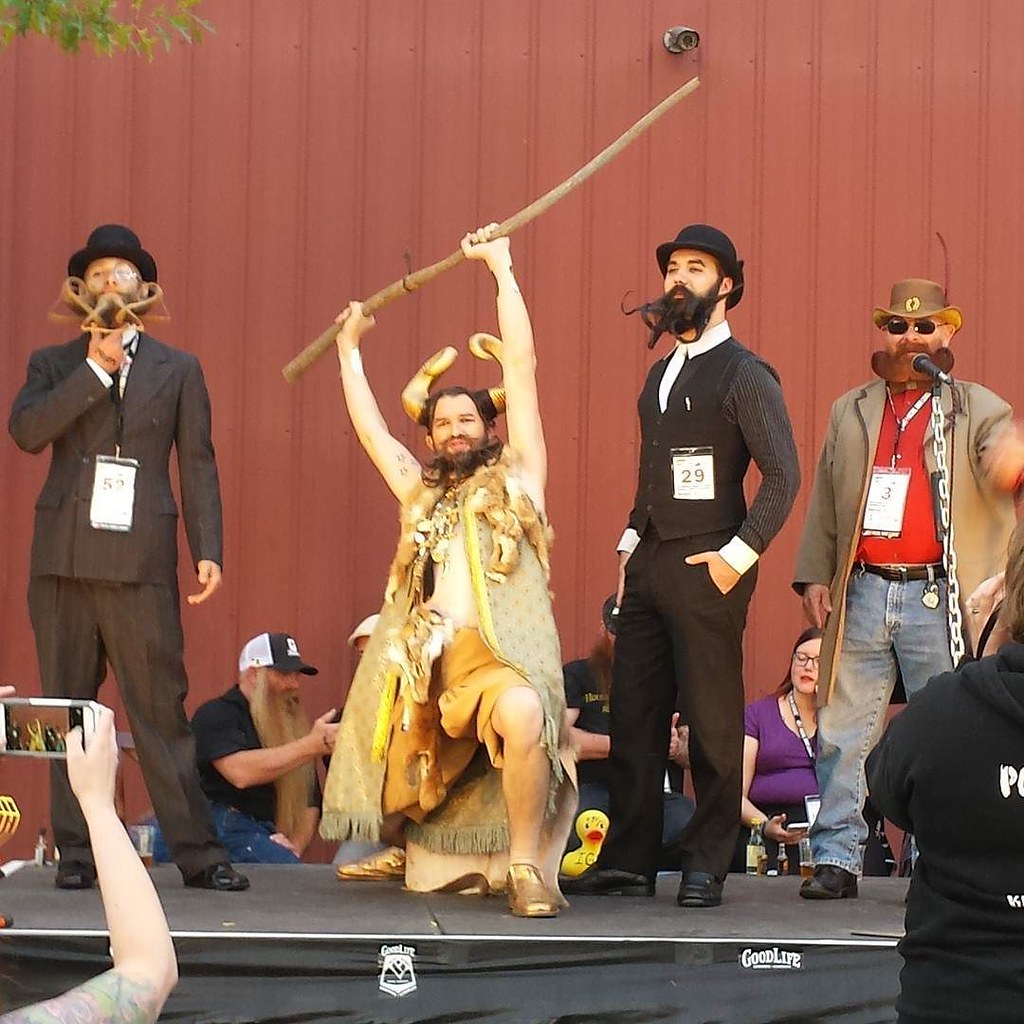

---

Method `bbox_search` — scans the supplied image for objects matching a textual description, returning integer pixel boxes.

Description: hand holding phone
[66,706,117,814]
[0,698,102,758]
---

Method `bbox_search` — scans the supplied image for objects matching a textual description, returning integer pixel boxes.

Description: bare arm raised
[460,224,547,509]
[334,303,422,504]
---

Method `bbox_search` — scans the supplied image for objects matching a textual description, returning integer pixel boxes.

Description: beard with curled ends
[422,434,504,491]
[871,344,955,390]
[623,280,723,349]
[56,276,164,331]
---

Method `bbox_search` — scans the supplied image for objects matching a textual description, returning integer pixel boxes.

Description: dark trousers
[28,576,226,878]
[600,528,757,880]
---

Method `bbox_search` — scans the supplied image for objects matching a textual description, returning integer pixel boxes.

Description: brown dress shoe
[336,847,406,881]
[506,863,560,918]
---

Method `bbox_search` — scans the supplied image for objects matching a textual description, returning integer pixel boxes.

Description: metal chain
[930,389,966,664]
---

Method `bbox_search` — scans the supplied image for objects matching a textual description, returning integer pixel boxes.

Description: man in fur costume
[321,224,574,918]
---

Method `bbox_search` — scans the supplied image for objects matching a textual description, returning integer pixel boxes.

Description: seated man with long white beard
[156,632,339,864]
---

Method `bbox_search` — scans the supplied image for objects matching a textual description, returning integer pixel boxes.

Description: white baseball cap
[238,632,318,675]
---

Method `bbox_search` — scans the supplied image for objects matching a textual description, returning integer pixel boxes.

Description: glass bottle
[746,819,767,876]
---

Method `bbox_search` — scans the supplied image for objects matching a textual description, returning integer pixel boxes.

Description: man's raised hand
[460,223,511,271]
[335,301,376,349]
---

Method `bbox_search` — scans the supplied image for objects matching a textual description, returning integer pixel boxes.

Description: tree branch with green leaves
[0,0,212,58]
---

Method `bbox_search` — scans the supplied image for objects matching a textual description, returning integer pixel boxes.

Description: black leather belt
[854,562,946,582]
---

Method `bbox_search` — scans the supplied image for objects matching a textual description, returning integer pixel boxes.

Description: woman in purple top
[732,628,822,874]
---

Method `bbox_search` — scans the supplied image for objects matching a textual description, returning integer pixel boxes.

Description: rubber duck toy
[560,809,610,877]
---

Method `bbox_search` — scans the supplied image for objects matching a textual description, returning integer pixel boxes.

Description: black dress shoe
[55,860,97,890]
[184,862,250,892]
[559,868,654,896]
[677,871,723,908]
[799,864,858,900]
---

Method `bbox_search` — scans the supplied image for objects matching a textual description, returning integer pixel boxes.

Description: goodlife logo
[378,943,417,997]
[739,947,803,970]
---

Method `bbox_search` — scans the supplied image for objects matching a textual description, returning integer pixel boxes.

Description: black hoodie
[867,642,1024,1024]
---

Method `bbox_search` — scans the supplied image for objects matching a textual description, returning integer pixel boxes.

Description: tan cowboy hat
[872,279,963,333]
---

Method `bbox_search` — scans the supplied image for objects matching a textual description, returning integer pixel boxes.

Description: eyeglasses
[885,317,937,336]
[793,652,820,669]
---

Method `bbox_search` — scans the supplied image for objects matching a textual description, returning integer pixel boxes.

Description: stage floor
[0,862,907,939]
[0,865,908,1023]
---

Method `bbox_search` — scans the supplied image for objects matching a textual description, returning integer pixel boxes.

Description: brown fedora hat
[872,279,962,333]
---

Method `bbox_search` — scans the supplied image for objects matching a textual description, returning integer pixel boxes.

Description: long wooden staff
[283,74,700,382]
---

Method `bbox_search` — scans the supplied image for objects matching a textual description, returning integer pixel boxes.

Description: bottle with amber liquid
[746,819,767,876]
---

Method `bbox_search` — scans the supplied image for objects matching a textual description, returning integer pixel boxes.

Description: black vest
[631,338,758,541]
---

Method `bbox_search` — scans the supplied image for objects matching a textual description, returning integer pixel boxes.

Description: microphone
[912,353,954,386]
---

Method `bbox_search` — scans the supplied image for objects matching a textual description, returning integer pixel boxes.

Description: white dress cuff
[617,528,640,555]
[718,536,759,575]
[86,359,114,387]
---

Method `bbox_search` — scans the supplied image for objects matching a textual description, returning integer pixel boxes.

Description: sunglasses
[885,317,938,336]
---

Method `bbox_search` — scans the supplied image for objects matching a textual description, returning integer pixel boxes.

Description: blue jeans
[152,804,301,865]
[811,571,952,874]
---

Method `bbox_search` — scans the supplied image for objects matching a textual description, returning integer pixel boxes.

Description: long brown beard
[248,675,314,842]
[586,635,614,700]
[871,345,954,387]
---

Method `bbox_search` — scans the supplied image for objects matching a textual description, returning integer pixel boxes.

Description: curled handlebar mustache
[622,283,720,349]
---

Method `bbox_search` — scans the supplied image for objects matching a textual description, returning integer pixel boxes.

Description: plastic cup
[129,824,156,867]
[798,835,814,878]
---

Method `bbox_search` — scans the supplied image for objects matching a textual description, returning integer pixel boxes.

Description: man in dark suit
[9,224,248,891]
[564,224,800,907]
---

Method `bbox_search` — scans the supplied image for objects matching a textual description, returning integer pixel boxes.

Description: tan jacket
[794,379,1016,703]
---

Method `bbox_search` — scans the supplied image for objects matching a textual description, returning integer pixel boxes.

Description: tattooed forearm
[0,970,163,1024]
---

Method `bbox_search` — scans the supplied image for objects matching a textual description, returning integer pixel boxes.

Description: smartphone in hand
[0,698,101,758]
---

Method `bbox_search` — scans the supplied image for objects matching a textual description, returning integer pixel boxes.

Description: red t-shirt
[856,388,943,566]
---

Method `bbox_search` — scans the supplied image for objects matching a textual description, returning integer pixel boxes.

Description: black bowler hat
[68,224,158,283]
[655,224,744,308]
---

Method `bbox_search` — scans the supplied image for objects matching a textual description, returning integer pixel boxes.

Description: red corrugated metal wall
[3,0,1024,860]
